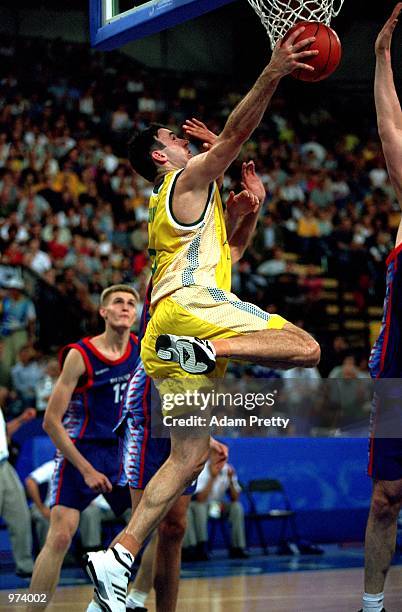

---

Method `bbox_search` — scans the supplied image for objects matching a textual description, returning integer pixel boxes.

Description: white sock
[362,592,384,612]
[113,543,135,566]
[126,588,148,607]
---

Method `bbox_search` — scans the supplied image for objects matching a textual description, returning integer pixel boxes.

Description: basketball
[282,21,342,82]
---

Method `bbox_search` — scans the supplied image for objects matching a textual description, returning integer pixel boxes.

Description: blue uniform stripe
[207,287,269,321]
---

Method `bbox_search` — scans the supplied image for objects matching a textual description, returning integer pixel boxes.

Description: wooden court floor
[1,567,401,612]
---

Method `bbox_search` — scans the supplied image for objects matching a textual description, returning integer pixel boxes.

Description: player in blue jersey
[28,284,139,610]
[85,280,227,612]
[359,6,402,612]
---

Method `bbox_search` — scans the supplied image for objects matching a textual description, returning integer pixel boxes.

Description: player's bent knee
[49,530,72,554]
[371,492,400,522]
[301,339,321,367]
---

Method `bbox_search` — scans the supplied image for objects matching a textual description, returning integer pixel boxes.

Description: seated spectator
[297,207,321,263]
[11,345,43,407]
[25,460,130,552]
[182,446,248,561]
[257,247,290,277]
[0,279,36,374]
[0,340,11,388]
[0,404,36,577]
[328,354,371,425]
[24,238,52,277]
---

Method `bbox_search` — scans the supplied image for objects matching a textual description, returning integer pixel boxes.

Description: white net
[246,0,345,49]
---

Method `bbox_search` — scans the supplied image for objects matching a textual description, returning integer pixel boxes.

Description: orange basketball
[282,21,342,82]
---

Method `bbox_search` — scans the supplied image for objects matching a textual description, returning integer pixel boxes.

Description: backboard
[90,0,235,51]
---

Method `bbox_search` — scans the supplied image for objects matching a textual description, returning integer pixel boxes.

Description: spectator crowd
[0,30,393,579]
[0,34,393,422]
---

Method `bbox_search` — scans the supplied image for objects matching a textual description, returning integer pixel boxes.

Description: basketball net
[246,0,345,49]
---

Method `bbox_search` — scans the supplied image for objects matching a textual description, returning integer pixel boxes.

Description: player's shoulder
[386,242,402,267]
[59,343,87,378]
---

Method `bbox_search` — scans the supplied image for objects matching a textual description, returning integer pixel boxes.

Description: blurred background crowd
[0,34,395,423]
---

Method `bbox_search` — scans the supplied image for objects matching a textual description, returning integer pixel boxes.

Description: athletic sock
[362,591,384,612]
[113,542,135,567]
[126,588,148,608]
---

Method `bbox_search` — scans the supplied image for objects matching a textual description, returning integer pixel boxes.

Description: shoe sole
[156,335,215,374]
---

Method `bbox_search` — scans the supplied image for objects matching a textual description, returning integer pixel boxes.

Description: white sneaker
[156,334,216,374]
[84,548,132,612]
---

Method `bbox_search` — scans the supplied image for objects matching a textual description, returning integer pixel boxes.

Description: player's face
[101,292,137,330]
[155,128,192,167]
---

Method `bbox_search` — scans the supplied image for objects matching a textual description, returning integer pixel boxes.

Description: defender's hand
[375,3,402,55]
[182,118,218,149]
[241,161,266,204]
[269,27,319,77]
[226,189,260,218]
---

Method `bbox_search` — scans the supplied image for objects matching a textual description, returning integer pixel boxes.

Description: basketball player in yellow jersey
[85,30,321,611]
[128,34,320,383]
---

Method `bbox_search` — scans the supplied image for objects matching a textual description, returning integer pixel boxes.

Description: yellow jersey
[148,169,231,308]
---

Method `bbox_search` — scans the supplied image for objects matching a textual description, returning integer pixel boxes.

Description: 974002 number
[7,593,48,604]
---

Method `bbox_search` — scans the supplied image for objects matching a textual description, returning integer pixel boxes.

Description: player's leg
[154,293,320,375]
[154,495,191,612]
[85,432,210,612]
[121,431,209,550]
[212,322,320,367]
[86,490,144,612]
[28,505,80,610]
[158,323,320,372]
[126,530,157,612]
[362,479,402,612]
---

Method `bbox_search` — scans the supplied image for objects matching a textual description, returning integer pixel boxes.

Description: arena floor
[1,547,401,611]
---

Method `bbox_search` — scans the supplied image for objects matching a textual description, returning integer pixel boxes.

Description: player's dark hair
[128,123,166,182]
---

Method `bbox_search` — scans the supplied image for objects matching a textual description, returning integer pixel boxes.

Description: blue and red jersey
[369,244,402,379]
[117,282,152,424]
[60,333,139,442]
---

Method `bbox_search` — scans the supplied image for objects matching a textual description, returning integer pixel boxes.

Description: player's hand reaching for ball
[375,3,402,56]
[83,467,113,493]
[268,26,318,78]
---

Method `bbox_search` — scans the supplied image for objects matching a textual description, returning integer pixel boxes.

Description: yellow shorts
[141,286,288,383]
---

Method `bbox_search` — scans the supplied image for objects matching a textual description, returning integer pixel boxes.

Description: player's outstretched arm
[181,28,318,189]
[43,349,113,493]
[375,3,402,209]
